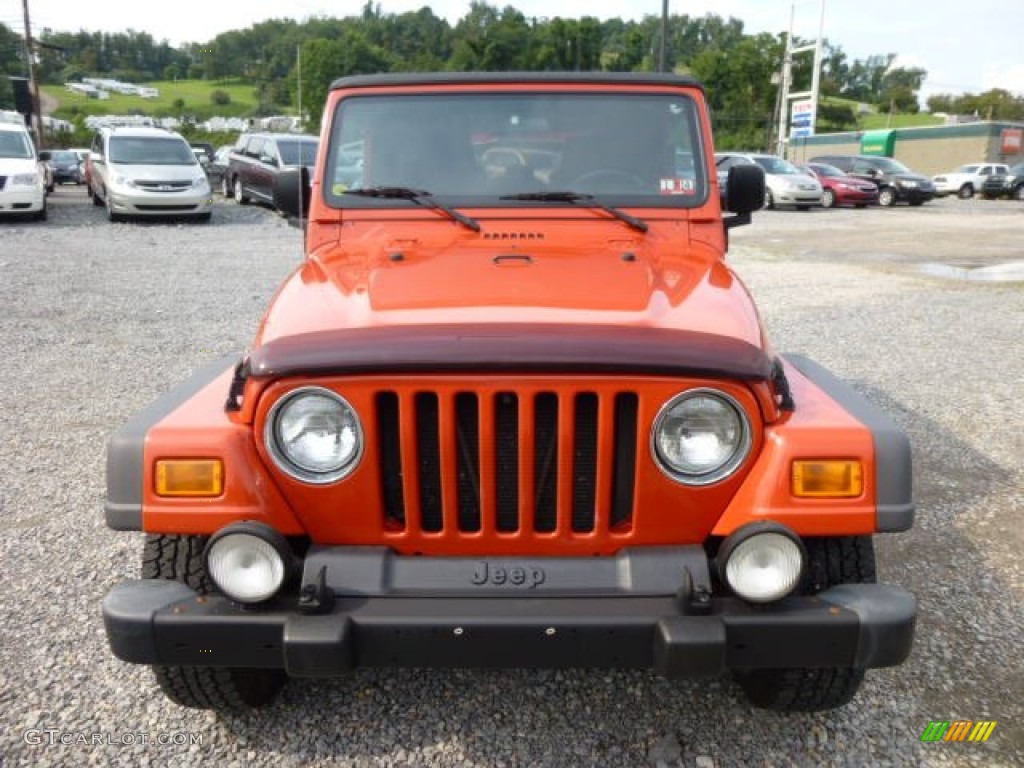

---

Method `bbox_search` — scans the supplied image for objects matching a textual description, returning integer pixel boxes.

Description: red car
[800,163,878,208]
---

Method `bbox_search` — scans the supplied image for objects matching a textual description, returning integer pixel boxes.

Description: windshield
[109,137,197,165]
[869,157,912,174]
[753,156,802,175]
[278,140,318,166]
[325,91,706,207]
[51,150,79,163]
[808,163,845,178]
[0,130,34,159]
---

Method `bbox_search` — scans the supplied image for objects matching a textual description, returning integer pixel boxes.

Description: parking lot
[1,187,1022,767]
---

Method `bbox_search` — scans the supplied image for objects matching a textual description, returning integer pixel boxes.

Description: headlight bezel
[650,388,753,486]
[264,385,364,484]
[11,173,39,186]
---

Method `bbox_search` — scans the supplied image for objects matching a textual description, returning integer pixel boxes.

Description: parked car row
[712,152,1024,210]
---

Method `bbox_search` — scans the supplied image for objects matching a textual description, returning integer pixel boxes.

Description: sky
[4,0,1023,102]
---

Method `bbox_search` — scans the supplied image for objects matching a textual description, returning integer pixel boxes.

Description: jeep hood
[255,221,766,349]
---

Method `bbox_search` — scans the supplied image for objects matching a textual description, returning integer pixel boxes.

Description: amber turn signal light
[792,460,863,498]
[155,459,224,497]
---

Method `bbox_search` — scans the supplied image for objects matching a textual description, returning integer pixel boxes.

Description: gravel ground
[1,188,1022,767]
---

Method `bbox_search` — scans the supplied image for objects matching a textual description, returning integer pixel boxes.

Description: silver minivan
[88,126,213,222]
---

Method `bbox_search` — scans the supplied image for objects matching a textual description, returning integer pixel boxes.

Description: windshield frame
[323,89,710,211]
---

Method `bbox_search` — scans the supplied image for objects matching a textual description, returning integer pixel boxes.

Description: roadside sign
[790,99,815,136]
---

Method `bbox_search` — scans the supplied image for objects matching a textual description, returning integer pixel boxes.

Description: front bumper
[896,187,935,203]
[104,548,915,678]
[0,185,45,212]
[108,187,213,217]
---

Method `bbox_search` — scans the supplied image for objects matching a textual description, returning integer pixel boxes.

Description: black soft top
[330,71,704,93]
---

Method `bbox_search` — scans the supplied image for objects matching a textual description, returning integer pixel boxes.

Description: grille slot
[532,393,559,533]
[415,393,443,532]
[494,392,519,532]
[376,392,404,525]
[454,393,481,532]
[377,386,636,537]
[611,393,639,527]
[572,393,599,532]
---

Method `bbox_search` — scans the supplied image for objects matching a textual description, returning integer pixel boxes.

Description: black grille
[375,388,638,536]
[135,180,192,191]
[134,204,199,211]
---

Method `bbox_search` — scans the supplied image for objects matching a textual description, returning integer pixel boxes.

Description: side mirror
[38,150,51,162]
[90,151,103,164]
[724,164,765,215]
[274,166,311,219]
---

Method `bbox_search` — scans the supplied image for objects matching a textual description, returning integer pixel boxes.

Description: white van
[87,126,213,222]
[0,122,47,221]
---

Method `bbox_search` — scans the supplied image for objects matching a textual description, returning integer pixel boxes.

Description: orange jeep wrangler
[102,73,915,712]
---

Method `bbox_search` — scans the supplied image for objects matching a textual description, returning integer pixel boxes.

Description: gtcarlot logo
[920,720,997,742]
[24,729,203,747]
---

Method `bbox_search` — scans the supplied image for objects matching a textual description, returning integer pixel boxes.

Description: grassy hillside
[858,112,944,129]
[819,95,944,131]
[42,79,268,120]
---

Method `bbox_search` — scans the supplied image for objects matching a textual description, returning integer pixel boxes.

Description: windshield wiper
[500,191,648,233]
[345,186,481,232]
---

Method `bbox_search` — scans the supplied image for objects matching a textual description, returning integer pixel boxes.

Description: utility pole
[774,4,795,156]
[296,44,302,132]
[775,0,826,158]
[21,0,43,148]
[659,0,669,72]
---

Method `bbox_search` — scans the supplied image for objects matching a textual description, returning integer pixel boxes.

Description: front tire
[106,193,123,223]
[821,189,836,208]
[233,177,250,205]
[764,189,774,209]
[877,187,896,207]
[1014,184,1024,201]
[140,534,285,710]
[957,183,974,199]
[734,536,876,712]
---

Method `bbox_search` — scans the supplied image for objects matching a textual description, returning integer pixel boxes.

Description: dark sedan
[42,149,83,185]
[799,163,878,208]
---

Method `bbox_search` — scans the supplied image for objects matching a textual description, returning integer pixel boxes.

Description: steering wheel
[569,169,648,191]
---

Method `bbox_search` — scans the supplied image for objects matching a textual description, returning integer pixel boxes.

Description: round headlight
[720,526,805,603]
[265,387,362,483]
[652,389,751,485]
[206,527,288,603]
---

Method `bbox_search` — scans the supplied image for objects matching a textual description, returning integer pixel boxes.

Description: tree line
[3,2,1021,148]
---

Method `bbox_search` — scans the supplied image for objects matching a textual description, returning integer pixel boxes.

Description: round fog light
[205,525,290,603]
[720,524,804,603]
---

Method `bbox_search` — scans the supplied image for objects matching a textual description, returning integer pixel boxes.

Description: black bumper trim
[103,580,915,678]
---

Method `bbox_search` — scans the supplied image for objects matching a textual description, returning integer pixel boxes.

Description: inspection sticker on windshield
[659,178,696,195]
